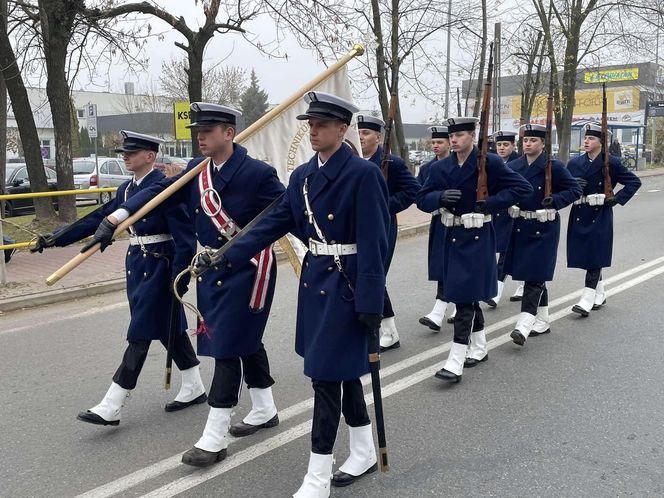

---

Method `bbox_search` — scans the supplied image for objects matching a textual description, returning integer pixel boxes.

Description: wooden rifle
[476,42,494,202]
[601,83,615,198]
[544,76,554,198]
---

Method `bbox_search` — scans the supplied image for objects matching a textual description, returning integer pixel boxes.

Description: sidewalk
[0,205,431,312]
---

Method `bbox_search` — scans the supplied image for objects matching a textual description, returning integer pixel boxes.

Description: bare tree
[159,57,247,108]
[0,0,55,220]
[90,0,260,156]
[530,0,660,160]
[268,0,457,161]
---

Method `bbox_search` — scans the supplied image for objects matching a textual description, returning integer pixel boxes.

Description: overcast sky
[95,0,457,123]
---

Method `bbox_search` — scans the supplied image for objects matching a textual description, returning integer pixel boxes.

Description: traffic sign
[87,103,98,138]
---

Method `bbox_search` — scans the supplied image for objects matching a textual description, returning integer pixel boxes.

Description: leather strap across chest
[198,159,274,311]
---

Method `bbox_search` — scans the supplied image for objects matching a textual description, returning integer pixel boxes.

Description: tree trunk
[371,0,390,125]
[557,34,581,162]
[472,0,488,117]
[0,6,55,220]
[39,0,77,222]
[389,0,407,162]
[187,41,205,157]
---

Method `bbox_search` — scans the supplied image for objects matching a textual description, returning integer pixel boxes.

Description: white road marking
[138,262,664,498]
[1,301,128,336]
[74,255,664,498]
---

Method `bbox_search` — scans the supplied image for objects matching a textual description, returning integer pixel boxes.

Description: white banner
[241,65,361,184]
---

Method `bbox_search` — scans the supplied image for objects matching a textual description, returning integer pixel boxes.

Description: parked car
[73,157,132,204]
[154,155,188,177]
[3,164,59,217]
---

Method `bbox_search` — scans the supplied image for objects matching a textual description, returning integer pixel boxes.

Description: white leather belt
[574,194,606,206]
[440,209,492,228]
[309,240,357,256]
[129,234,173,246]
[508,206,557,222]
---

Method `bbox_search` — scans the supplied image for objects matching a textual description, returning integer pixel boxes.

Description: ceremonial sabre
[369,329,389,472]
[164,294,180,389]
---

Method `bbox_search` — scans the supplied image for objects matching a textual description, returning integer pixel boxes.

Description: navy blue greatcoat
[494,150,521,253]
[416,148,533,303]
[418,158,446,281]
[120,144,285,359]
[54,169,196,341]
[223,145,390,382]
[367,147,419,271]
[503,154,581,282]
[566,153,641,269]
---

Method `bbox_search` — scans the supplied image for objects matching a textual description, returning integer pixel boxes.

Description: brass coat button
[474,235,479,240]
[320,290,326,296]
[127,270,131,275]
[327,213,334,220]
[197,276,202,282]
[217,281,222,286]
[303,282,308,288]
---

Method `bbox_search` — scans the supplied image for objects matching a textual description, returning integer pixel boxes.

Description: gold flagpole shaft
[237,44,365,277]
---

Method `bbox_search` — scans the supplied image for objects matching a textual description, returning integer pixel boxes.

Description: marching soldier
[357,113,420,351]
[418,125,457,330]
[505,124,581,346]
[32,131,205,425]
[87,104,284,467]
[567,123,641,316]
[485,130,521,307]
[417,117,532,382]
[195,92,390,497]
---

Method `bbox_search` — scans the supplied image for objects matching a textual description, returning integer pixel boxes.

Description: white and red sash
[198,159,274,311]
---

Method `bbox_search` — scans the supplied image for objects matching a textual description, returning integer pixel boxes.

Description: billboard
[173,102,191,140]
[583,67,639,84]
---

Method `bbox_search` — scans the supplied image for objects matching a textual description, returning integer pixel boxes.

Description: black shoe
[484,299,497,308]
[447,317,455,324]
[572,305,589,317]
[181,447,227,467]
[509,295,522,302]
[592,299,606,311]
[418,316,441,331]
[380,340,400,352]
[229,414,279,437]
[331,463,378,487]
[76,410,120,426]
[464,354,488,368]
[510,330,526,346]
[164,393,207,412]
[529,328,551,337]
[434,368,461,383]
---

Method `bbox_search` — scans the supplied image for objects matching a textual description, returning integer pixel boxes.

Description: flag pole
[46,45,364,286]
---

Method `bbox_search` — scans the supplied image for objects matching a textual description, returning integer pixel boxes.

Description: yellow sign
[173,102,191,140]
[583,68,639,84]
[511,86,640,119]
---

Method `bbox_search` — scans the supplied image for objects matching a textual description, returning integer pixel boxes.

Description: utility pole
[444,0,452,117]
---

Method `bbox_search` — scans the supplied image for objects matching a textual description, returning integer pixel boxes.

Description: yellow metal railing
[0,187,118,250]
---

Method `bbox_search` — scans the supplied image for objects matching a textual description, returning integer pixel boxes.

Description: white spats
[594,281,606,306]
[493,280,505,304]
[512,283,524,299]
[576,287,596,313]
[467,330,488,361]
[442,342,468,376]
[514,312,537,339]
[379,317,400,349]
[293,452,333,498]
[194,407,232,453]
[174,365,206,403]
[424,299,448,327]
[338,424,377,476]
[532,306,550,334]
[89,382,129,423]
[243,387,278,425]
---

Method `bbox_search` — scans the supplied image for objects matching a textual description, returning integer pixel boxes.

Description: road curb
[0,222,432,313]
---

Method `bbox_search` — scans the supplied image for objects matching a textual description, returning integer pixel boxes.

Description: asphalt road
[2,175,663,498]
